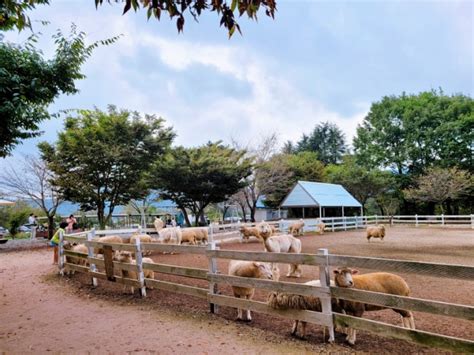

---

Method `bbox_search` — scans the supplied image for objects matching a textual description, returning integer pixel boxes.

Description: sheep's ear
[351,269,359,274]
[333,270,340,274]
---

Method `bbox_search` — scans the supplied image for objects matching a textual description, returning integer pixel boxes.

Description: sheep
[268,280,342,339]
[317,222,326,235]
[228,260,278,321]
[239,222,272,243]
[333,266,415,345]
[157,227,182,245]
[63,242,89,275]
[114,250,155,294]
[239,226,260,243]
[289,219,305,236]
[93,235,123,254]
[261,234,302,278]
[129,233,153,256]
[366,224,385,242]
[154,217,164,232]
[181,227,208,245]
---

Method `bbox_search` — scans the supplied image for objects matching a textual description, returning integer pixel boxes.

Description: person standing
[50,222,68,265]
[28,213,37,226]
[66,214,77,233]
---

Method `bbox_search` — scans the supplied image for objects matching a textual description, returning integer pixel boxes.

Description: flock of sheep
[63,219,412,346]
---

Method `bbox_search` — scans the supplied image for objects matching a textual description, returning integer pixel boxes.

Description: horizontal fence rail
[329,255,474,280]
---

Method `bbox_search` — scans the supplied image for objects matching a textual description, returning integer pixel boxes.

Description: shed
[280,181,362,218]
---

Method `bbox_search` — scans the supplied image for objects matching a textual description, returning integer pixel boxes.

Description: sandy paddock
[0,226,472,353]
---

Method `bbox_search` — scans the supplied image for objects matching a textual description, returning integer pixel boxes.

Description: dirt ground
[1,226,473,353]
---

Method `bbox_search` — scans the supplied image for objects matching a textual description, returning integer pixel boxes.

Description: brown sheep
[228,260,277,321]
[182,227,208,245]
[289,219,305,236]
[334,266,415,345]
[114,251,155,294]
[268,280,342,339]
[63,242,89,275]
[94,235,123,254]
[366,224,385,242]
[130,233,153,255]
[239,226,260,243]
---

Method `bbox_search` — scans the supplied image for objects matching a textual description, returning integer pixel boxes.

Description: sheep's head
[115,251,133,263]
[63,241,78,250]
[333,267,358,288]
[254,262,273,280]
[271,264,280,281]
[258,222,272,238]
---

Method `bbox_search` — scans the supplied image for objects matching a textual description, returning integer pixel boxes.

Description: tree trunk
[250,202,256,222]
[47,215,55,239]
[239,204,247,222]
[180,207,191,227]
[97,203,106,230]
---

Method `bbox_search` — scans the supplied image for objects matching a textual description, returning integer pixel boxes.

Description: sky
[1,0,472,170]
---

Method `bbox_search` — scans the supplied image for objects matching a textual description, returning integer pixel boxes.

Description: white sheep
[157,227,182,245]
[261,234,302,278]
[154,217,164,232]
[181,227,208,245]
[289,219,305,236]
[317,222,326,235]
[366,224,385,242]
[114,250,155,294]
[333,266,415,345]
[268,280,342,339]
[228,260,278,321]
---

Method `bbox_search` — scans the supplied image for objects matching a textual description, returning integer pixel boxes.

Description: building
[280,181,362,218]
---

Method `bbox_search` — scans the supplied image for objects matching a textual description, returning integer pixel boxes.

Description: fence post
[375,215,378,224]
[134,237,147,297]
[332,218,335,232]
[441,214,445,226]
[415,214,419,227]
[58,229,65,276]
[471,215,474,230]
[30,226,37,240]
[317,248,334,343]
[87,229,98,287]
[279,218,283,233]
[343,217,347,231]
[208,241,218,314]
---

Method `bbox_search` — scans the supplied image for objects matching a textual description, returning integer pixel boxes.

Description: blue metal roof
[281,181,362,208]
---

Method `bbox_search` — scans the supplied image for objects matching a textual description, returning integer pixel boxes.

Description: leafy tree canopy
[96,0,277,37]
[354,90,474,174]
[403,167,473,214]
[324,156,396,211]
[151,142,252,226]
[292,121,347,164]
[0,26,120,157]
[39,106,174,228]
[0,0,49,31]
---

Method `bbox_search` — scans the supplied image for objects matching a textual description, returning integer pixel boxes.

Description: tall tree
[0,26,120,157]
[325,156,396,211]
[354,90,474,174]
[0,156,63,238]
[151,142,252,226]
[39,106,174,228]
[295,122,347,164]
[95,0,277,37]
[231,134,279,222]
[404,167,473,214]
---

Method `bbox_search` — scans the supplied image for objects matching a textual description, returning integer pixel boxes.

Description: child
[50,222,68,265]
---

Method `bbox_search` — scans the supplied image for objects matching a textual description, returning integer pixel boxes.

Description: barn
[280,180,362,218]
